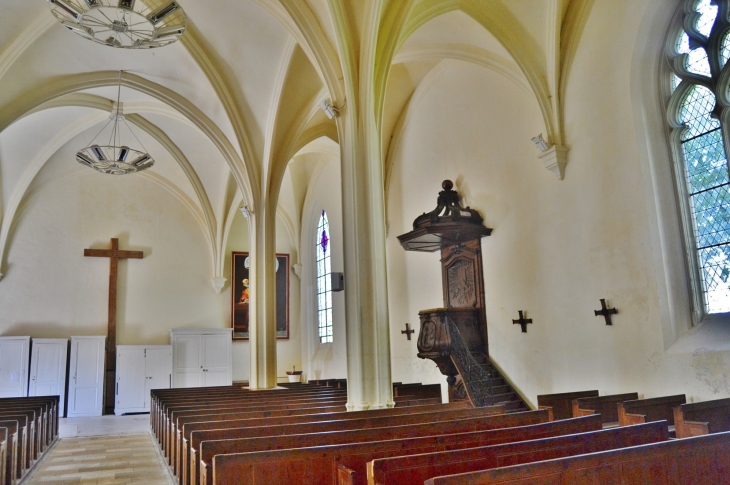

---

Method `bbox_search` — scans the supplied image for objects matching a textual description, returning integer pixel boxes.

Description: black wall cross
[401,323,415,340]
[594,298,618,325]
[512,311,533,333]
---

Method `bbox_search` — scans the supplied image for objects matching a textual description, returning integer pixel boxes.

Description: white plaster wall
[299,156,347,382]
[386,0,730,406]
[0,165,224,344]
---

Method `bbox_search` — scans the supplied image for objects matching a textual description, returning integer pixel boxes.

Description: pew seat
[674,397,730,438]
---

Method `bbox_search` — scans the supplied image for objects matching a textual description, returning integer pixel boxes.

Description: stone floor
[23,416,175,485]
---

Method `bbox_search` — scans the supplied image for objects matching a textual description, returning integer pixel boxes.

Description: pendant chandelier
[48,0,187,49]
[76,72,155,175]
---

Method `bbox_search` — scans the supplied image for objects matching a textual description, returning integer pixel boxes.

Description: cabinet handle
[116,383,118,395]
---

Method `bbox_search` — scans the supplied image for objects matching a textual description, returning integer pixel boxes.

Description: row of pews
[150,383,730,485]
[0,396,59,485]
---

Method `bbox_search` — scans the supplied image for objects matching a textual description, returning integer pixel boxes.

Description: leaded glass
[686,47,711,77]
[678,85,720,141]
[669,0,730,314]
[695,0,717,37]
[722,32,730,66]
[315,210,333,343]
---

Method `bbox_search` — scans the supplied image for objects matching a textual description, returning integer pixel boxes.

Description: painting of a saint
[231,252,289,340]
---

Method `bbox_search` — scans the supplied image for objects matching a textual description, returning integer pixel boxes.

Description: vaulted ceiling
[0,0,593,280]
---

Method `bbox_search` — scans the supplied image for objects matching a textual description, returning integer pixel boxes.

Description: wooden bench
[177,402,469,484]
[152,385,346,439]
[163,394,348,460]
[0,422,17,485]
[572,392,638,424]
[537,390,598,420]
[618,394,686,428]
[424,430,730,484]
[367,420,668,485]
[160,392,348,460]
[209,413,596,485]
[674,397,730,438]
[392,383,441,400]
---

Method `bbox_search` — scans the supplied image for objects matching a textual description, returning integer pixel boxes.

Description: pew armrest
[676,419,710,438]
[574,408,596,418]
[620,412,646,426]
[538,406,554,422]
[337,464,355,485]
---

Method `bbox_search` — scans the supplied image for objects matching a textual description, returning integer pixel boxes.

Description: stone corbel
[532,135,569,180]
[211,276,227,294]
[292,264,303,280]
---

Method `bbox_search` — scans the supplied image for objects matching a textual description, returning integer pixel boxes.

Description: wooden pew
[537,390,598,420]
[572,392,638,424]
[424,430,730,484]
[152,385,345,439]
[618,394,686,429]
[164,396,349,465]
[177,402,469,484]
[192,405,511,485]
[0,421,19,485]
[674,397,730,438]
[392,383,440,399]
[161,392,348,461]
[209,413,597,485]
[0,429,6,485]
[367,421,668,485]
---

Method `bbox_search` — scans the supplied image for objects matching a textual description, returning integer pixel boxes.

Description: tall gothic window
[667,0,730,316]
[316,210,333,343]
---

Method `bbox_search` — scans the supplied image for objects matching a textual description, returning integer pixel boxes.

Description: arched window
[316,210,333,343]
[667,0,730,316]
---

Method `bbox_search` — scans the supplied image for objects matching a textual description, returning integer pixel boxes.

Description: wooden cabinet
[67,336,105,417]
[29,338,68,416]
[115,345,172,415]
[170,329,231,388]
[0,337,30,398]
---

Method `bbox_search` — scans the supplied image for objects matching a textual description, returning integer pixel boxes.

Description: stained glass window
[668,0,730,314]
[316,210,333,343]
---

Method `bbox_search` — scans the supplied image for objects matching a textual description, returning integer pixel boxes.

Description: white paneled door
[0,337,30,398]
[202,334,230,387]
[29,339,68,416]
[67,336,106,417]
[144,347,172,409]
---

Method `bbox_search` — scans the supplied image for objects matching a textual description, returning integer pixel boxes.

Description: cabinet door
[144,347,172,409]
[173,336,201,388]
[68,337,105,417]
[29,339,68,416]
[0,338,30,398]
[116,347,145,413]
[202,334,230,387]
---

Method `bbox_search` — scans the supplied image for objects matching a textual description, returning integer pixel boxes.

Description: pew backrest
[572,392,638,423]
[536,390,598,420]
[674,397,730,438]
[424,430,730,485]
[617,394,686,426]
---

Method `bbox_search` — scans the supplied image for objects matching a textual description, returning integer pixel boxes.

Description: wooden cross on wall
[401,323,415,340]
[512,311,533,333]
[84,238,143,412]
[594,298,618,325]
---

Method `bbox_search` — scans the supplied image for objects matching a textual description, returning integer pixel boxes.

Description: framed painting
[231,252,290,340]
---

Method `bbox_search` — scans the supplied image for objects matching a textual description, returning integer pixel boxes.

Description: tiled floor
[24,417,175,484]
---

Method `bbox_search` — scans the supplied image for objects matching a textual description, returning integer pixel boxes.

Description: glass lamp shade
[76,145,154,175]
[48,0,187,49]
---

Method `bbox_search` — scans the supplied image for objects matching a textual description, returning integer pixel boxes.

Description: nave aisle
[26,431,173,484]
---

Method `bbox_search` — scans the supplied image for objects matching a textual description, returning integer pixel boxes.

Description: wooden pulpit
[398,180,492,403]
